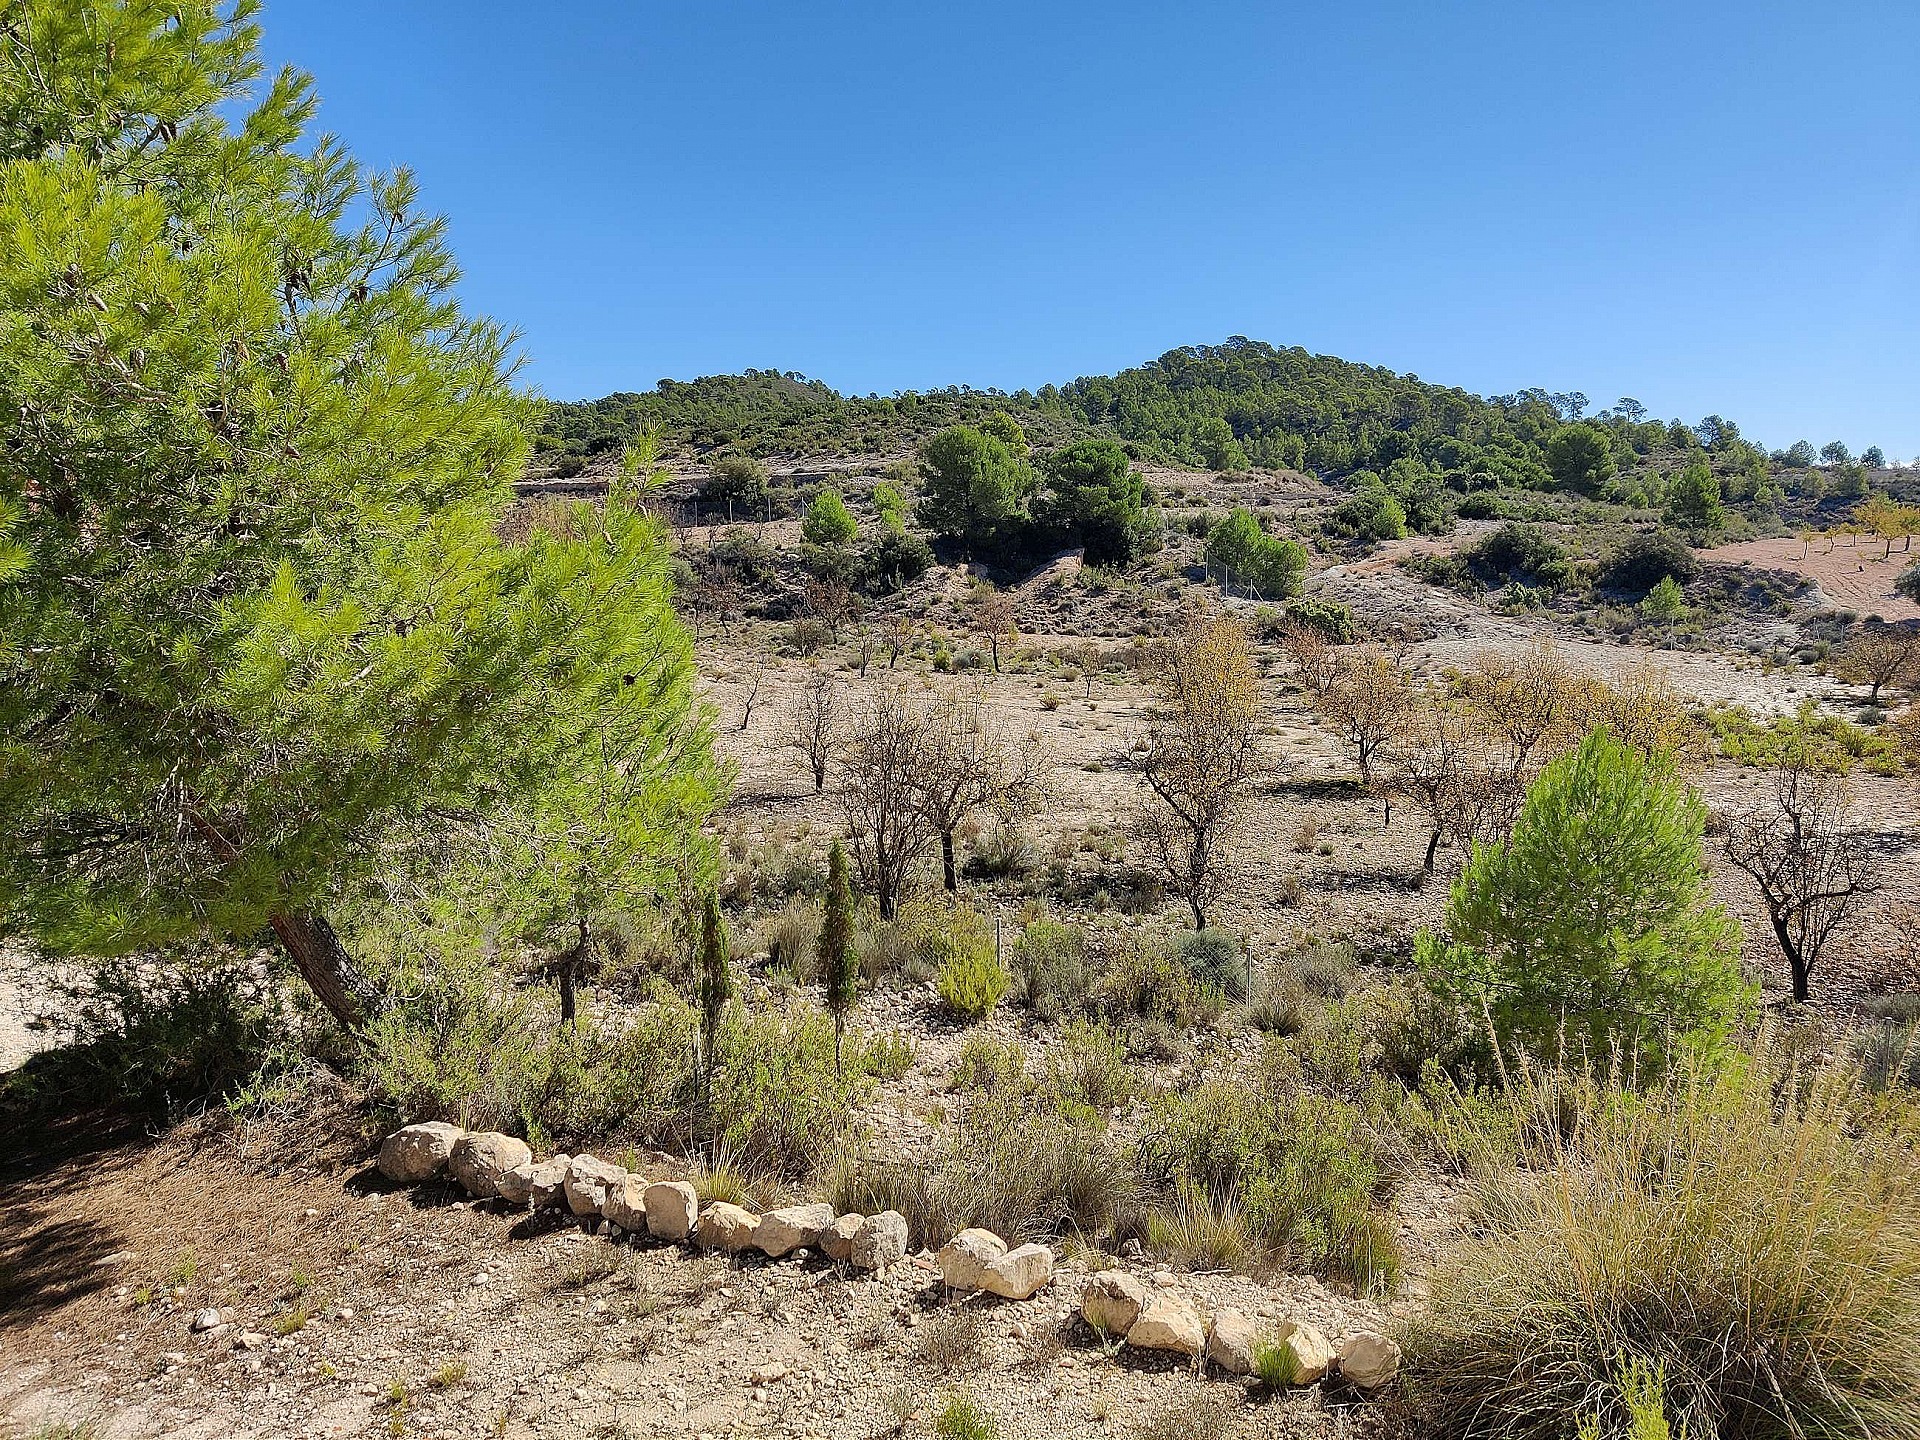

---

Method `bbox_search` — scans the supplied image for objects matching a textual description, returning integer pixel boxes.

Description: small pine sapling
[820,840,858,1070]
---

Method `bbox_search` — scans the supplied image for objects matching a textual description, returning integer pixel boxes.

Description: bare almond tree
[920,687,1047,891]
[804,578,854,641]
[1316,644,1414,794]
[1064,638,1106,700]
[1389,693,1484,873]
[1277,621,1343,701]
[784,668,842,792]
[969,586,1019,672]
[1126,611,1268,929]
[884,613,916,669]
[1722,757,1882,1003]
[1833,623,1920,703]
[833,685,942,919]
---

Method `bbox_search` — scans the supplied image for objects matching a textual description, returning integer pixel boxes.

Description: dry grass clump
[1404,1040,1920,1440]
[830,1088,1137,1248]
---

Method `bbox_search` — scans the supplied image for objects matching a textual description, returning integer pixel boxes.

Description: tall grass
[1404,1039,1920,1439]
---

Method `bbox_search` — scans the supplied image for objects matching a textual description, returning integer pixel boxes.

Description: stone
[937,1228,1006,1291]
[497,1154,572,1210]
[820,1213,864,1263]
[980,1243,1054,1299]
[851,1211,909,1272]
[1081,1271,1150,1338]
[694,1202,761,1251]
[756,1203,836,1257]
[642,1181,700,1241]
[601,1175,649,1233]
[1337,1330,1402,1389]
[1126,1293,1206,1357]
[1267,1320,1336,1384]
[191,1307,223,1333]
[233,1330,270,1351]
[1206,1308,1260,1375]
[447,1132,532,1200]
[563,1155,628,1217]
[375,1122,464,1184]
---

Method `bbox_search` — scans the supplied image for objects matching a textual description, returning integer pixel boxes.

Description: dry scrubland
[7,459,1920,1440]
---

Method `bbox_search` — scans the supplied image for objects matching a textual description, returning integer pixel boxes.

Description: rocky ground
[6,461,1916,1440]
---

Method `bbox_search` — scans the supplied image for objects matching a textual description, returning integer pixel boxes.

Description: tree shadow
[0,1108,149,1330]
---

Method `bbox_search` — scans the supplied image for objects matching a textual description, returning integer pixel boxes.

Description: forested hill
[538,337,1838,497]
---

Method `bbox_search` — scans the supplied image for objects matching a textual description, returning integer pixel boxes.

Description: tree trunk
[941,830,958,891]
[269,911,379,1031]
[1424,828,1441,873]
[559,967,577,1026]
[1773,915,1811,1003]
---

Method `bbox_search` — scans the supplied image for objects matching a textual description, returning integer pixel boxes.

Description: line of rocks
[1079,1270,1400,1388]
[378,1122,909,1272]
[379,1123,1397,1389]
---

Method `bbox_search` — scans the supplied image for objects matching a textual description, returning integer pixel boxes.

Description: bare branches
[1722,758,1882,1002]
[832,684,942,920]
[1315,644,1414,791]
[1125,611,1269,928]
[784,668,842,792]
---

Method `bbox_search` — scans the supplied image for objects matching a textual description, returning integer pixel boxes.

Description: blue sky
[259,2,1920,456]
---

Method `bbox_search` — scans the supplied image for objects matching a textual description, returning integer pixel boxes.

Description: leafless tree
[737,671,764,732]
[1125,611,1269,928]
[1389,693,1485,873]
[1722,758,1882,1003]
[884,613,915,669]
[1316,644,1414,796]
[969,586,1018,672]
[1833,623,1920,704]
[919,688,1047,891]
[833,685,943,919]
[784,668,842,792]
[1276,621,1343,701]
[1063,639,1106,700]
[804,578,854,641]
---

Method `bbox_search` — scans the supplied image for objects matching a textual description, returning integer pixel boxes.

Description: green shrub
[1855,1022,1920,1092]
[1171,928,1248,1001]
[708,1002,875,1180]
[1205,507,1307,597]
[1089,942,1222,1032]
[1133,1075,1398,1288]
[1037,1021,1134,1112]
[800,487,858,547]
[1598,528,1698,597]
[1404,1043,1920,1440]
[1281,595,1356,643]
[952,1034,1026,1094]
[1416,729,1753,1065]
[1251,1336,1303,1388]
[831,1088,1135,1248]
[934,1391,999,1440]
[853,528,935,596]
[1011,918,1091,1020]
[934,910,1010,1021]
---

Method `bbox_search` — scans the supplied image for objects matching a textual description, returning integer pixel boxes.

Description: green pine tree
[819,840,857,1069]
[0,3,719,1027]
[1416,729,1751,1063]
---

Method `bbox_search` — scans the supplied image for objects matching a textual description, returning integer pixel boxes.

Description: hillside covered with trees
[540,339,1902,524]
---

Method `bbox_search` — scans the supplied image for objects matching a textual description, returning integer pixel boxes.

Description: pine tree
[0,3,719,1027]
[697,891,733,1086]
[820,840,857,1069]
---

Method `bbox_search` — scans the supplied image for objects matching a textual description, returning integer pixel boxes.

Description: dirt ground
[6,469,1918,1440]
[1695,536,1920,622]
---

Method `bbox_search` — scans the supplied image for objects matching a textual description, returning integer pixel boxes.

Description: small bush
[1855,1022,1920,1092]
[1011,918,1092,1021]
[952,1034,1026,1094]
[1171,928,1249,1001]
[1252,1336,1302,1388]
[1134,1072,1398,1288]
[1598,528,1698,597]
[1089,942,1223,1032]
[832,1089,1135,1248]
[934,911,1010,1022]
[755,896,821,980]
[934,1391,999,1440]
[1037,1021,1135,1112]
[0,951,308,1123]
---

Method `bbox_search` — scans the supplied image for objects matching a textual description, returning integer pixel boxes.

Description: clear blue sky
[259,2,1920,457]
